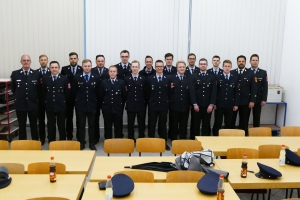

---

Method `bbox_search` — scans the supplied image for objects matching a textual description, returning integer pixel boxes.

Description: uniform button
[181,94,182,95]
[26,83,27,85]
[87,99,88,101]
[87,95,88,97]
[181,90,182,91]
[111,94,113,95]
[226,88,228,90]
[203,95,204,96]
[111,102,113,103]
[159,102,160,103]
[53,87,55,88]
[159,87,161,88]
[225,98,227,100]
[86,87,88,89]
[135,87,136,89]
[26,88,28,89]
[159,92,161,93]
[135,99,137,101]
[53,91,55,92]
[111,98,113,99]
[26,93,28,94]
[26,98,28,99]
[159,97,160,98]
[135,95,136,97]
[239,89,241,90]
[53,100,55,101]
[53,95,55,97]
[135,91,136,93]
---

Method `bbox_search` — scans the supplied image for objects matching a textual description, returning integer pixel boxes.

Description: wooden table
[215,159,300,189]
[196,136,300,156]
[90,156,177,182]
[0,174,85,200]
[0,150,95,174]
[82,182,239,200]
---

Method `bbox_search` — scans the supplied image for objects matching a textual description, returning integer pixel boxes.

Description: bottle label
[217,191,224,200]
[279,158,285,165]
[241,167,247,177]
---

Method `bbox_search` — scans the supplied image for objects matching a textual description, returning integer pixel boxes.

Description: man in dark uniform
[42,61,70,142]
[231,55,257,136]
[100,65,127,139]
[115,50,131,80]
[249,54,268,127]
[190,58,217,138]
[124,60,147,141]
[169,60,190,140]
[147,60,171,150]
[73,59,100,150]
[36,54,51,145]
[10,54,41,140]
[212,60,239,136]
[163,53,176,75]
[91,54,109,144]
[139,55,156,78]
[207,55,224,76]
[61,52,83,140]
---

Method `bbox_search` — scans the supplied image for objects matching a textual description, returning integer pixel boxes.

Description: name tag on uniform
[78,82,83,84]
[17,80,21,82]
[32,80,37,82]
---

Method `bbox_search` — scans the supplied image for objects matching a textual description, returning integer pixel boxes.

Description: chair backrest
[49,141,80,150]
[136,138,165,156]
[248,127,272,137]
[227,148,259,159]
[258,145,282,158]
[0,140,9,150]
[27,198,69,200]
[172,140,202,156]
[0,163,25,174]
[114,170,154,182]
[28,162,66,174]
[219,129,245,136]
[103,139,134,156]
[297,148,300,156]
[166,171,205,183]
[10,140,41,150]
[280,126,300,136]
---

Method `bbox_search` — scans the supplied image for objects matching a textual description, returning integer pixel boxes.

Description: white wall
[279,0,300,126]
[85,0,189,65]
[0,0,84,77]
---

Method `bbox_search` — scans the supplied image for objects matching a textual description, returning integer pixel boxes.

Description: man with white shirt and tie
[36,54,51,145]
[207,55,224,76]
[42,61,70,142]
[139,55,156,77]
[61,52,83,141]
[249,54,268,127]
[99,65,127,139]
[115,50,132,80]
[230,55,257,136]
[185,53,200,77]
[213,60,239,136]
[124,60,147,141]
[147,60,171,150]
[163,53,176,75]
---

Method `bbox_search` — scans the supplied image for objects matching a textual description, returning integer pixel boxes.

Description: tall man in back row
[164,53,176,75]
[231,55,257,136]
[249,54,268,127]
[115,50,131,80]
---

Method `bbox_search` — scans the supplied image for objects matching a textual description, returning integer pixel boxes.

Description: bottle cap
[219,174,224,178]
[50,156,54,160]
[243,153,247,156]
[107,175,111,179]
[282,144,285,147]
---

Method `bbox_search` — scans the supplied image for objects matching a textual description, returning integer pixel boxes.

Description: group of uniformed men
[10,50,268,151]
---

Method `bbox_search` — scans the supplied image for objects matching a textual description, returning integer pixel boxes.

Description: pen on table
[247,170,254,173]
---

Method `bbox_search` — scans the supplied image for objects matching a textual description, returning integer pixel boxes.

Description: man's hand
[249,102,254,108]
[193,104,199,112]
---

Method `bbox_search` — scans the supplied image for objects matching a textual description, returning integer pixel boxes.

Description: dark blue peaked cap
[111,174,134,197]
[285,149,300,166]
[0,166,12,189]
[255,162,282,179]
[197,172,219,195]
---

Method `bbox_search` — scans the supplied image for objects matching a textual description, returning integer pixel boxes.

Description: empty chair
[280,126,300,136]
[28,162,66,174]
[258,145,282,158]
[0,163,25,174]
[136,138,165,156]
[166,171,205,183]
[0,140,8,150]
[227,148,259,159]
[104,139,134,156]
[114,170,154,182]
[49,141,80,150]
[248,127,272,137]
[27,198,69,200]
[10,140,41,150]
[172,140,202,156]
[219,129,245,136]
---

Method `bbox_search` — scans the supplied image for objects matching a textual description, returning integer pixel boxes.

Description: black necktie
[254,70,256,74]
[24,71,28,80]
[214,71,217,75]
[111,80,114,84]
[42,69,46,75]
[134,77,137,81]
[72,67,76,75]
[191,69,194,74]
[225,75,228,80]
[202,73,205,77]
[85,75,89,82]
[158,76,161,82]
[180,76,183,81]
[239,69,243,74]
[53,76,57,81]
[123,65,126,69]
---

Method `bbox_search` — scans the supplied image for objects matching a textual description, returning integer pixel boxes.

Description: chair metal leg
[290,189,294,198]
[262,193,265,200]
[298,189,300,198]
[286,189,289,198]
[267,189,271,200]
[250,193,254,200]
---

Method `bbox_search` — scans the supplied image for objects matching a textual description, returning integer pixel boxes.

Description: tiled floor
[4,130,299,200]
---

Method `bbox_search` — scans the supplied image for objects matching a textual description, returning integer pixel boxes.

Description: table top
[0,150,95,174]
[196,136,300,156]
[90,156,177,182]
[0,174,85,200]
[215,159,300,189]
[82,182,240,200]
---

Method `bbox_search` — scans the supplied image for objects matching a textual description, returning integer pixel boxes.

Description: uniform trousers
[213,108,233,136]
[251,103,262,127]
[191,106,212,138]
[46,111,66,142]
[66,101,79,140]
[148,110,168,140]
[16,110,39,140]
[94,105,101,142]
[103,112,123,139]
[77,110,95,145]
[127,110,146,139]
[38,103,46,141]
[231,105,250,136]
[169,110,189,140]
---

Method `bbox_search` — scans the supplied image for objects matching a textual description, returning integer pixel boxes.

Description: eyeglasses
[121,56,129,58]
[199,63,207,66]
[22,60,31,62]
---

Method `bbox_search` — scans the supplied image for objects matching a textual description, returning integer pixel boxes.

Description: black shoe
[80,144,85,150]
[166,144,170,151]
[89,144,97,151]
[40,139,45,145]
